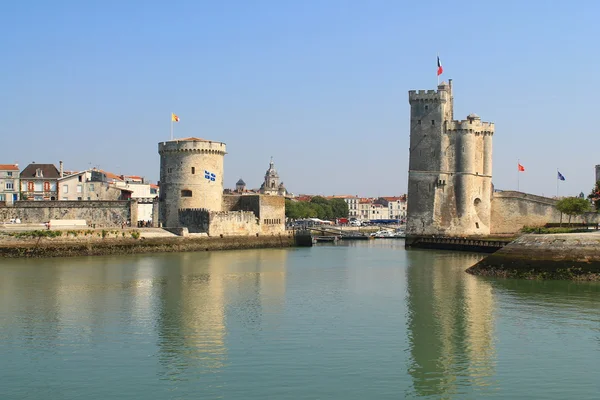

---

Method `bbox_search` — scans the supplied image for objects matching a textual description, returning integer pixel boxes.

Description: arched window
[191,167,195,174]
[181,190,192,197]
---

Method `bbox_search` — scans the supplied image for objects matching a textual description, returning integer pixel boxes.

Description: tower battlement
[408,89,445,103]
[447,119,495,133]
[159,138,227,155]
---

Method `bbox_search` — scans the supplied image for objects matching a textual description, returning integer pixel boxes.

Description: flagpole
[517,159,520,192]
[170,114,173,141]
[437,53,439,86]
[556,168,559,198]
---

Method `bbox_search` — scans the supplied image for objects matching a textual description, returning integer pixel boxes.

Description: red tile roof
[326,195,357,199]
[295,195,313,202]
[0,164,19,171]
[381,196,407,201]
[98,170,124,181]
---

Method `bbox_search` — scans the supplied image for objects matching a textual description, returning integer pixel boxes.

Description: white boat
[371,229,405,239]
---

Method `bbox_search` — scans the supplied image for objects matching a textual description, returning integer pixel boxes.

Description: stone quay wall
[0,234,296,259]
[0,200,136,227]
[467,232,600,280]
[490,191,600,234]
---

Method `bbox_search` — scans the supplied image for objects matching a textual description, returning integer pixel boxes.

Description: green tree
[587,181,600,211]
[285,199,300,219]
[330,199,349,218]
[556,197,591,226]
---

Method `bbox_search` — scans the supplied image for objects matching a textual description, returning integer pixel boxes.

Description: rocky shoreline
[0,232,296,258]
[466,232,600,281]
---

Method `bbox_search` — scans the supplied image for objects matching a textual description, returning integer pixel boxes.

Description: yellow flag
[171,113,180,122]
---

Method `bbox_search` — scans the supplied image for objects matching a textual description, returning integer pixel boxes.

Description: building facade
[375,196,407,221]
[406,80,494,237]
[58,170,132,201]
[0,164,19,205]
[20,162,61,201]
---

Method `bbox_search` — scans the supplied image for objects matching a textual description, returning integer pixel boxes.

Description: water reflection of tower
[212,249,289,332]
[155,248,289,376]
[156,251,227,375]
[405,250,496,397]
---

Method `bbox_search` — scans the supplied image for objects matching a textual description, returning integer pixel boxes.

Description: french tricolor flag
[437,56,443,76]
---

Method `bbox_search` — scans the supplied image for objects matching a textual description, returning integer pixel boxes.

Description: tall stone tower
[406,81,494,237]
[158,137,227,227]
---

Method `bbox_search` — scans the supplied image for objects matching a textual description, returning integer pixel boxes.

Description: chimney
[59,161,64,178]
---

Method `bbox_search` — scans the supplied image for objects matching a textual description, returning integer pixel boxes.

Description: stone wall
[490,191,599,234]
[208,211,260,236]
[178,208,209,233]
[223,194,285,234]
[258,195,285,234]
[0,200,135,227]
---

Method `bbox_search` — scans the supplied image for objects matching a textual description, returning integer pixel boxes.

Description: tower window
[418,120,421,125]
[191,167,195,174]
[425,105,429,110]
[431,120,435,125]
[181,190,192,197]
[475,222,480,229]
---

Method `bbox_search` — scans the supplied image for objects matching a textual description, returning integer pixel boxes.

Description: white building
[376,196,407,221]
[112,176,158,222]
[0,164,19,205]
[58,169,158,223]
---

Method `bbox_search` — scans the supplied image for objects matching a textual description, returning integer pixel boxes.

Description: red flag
[518,163,525,172]
[437,56,443,76]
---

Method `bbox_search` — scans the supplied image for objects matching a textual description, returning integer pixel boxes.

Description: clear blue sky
[2,0,599,197]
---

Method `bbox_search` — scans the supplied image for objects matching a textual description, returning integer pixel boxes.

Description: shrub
[130,231,140,239]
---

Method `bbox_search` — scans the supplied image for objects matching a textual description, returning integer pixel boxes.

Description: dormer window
[35,168,43,178]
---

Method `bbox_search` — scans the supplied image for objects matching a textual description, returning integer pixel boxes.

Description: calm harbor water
[1,240,599,399]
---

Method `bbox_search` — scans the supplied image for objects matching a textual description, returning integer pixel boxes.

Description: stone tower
[235,178,246,193]
[260,157,286,195]
[406,80,494,237]
[158,137,227,227]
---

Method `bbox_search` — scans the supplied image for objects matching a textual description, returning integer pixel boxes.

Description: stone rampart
[178,208,209,233]
[0,200,134,227]
[490,191,599,234]
[223,194,285,234]
[208,211,260,236]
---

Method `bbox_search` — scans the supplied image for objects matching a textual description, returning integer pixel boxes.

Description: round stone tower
[158,137,227,227]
